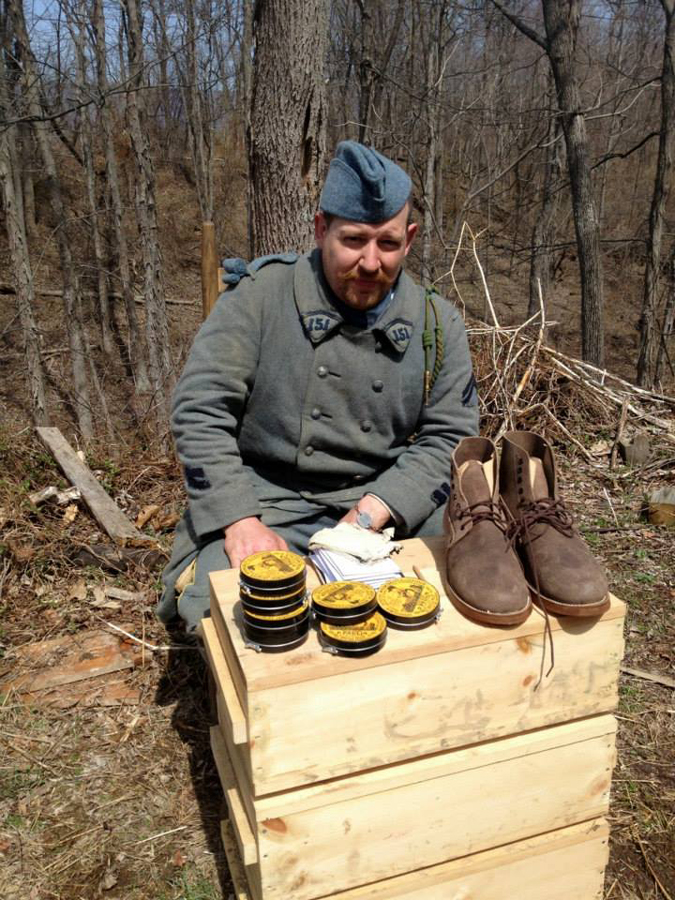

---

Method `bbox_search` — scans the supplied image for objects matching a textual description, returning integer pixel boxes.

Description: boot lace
[457,500,508,532]
[505,498,575,688]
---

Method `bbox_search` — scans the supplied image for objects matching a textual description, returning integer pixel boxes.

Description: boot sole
[529,585,611,619]
[445,582,532,626]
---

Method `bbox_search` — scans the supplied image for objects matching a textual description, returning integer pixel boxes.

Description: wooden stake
[201,220,219,320]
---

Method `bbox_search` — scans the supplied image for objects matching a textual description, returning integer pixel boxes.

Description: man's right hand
[223,517,289,569]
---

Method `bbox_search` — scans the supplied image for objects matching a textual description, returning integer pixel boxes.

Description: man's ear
[404,221,418,256]
[314,212,327,247]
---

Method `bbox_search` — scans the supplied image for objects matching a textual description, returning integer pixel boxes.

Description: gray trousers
[167,501,446,633]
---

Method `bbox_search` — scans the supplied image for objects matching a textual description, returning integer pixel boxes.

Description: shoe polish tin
[318,612,387,656]
[312,581,377,625]
[239,550,307,596]
[241,601,310,652]
[376,578,441,630]
[241,589,307,617]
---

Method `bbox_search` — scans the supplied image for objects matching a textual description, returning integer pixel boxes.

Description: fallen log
[36,427,158,548]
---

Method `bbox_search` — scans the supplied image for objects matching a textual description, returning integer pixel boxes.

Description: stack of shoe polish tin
[376,577,441,630]
[312,581,387,656]
[239,550,310,652]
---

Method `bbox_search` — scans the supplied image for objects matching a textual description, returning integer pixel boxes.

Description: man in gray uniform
[158,141,479,633]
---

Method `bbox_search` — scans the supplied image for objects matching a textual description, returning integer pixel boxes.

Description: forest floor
[0,430,673,899]
[0,226,674,898]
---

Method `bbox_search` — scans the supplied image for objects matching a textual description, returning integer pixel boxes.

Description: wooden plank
[210,537,626,692]
[221,817,609,900]
[220,820,252,900]
[203,617,248,744]
[252,715,616,819]
[36,427,153,548]
[325,819,609,900]
[210,728,258,866]
[621,665,675,689]
[0,629,143,694]
[255,729,615,899]
[246,617,623,794]
[217,693,257,828]
[210,580,248,707]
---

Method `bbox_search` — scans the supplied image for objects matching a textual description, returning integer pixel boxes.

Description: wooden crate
[207,687,615,900]
[219,814,610,900]
[208,536,625,796]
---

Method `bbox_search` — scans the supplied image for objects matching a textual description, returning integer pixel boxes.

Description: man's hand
[340,494,392,532]
[224,517,288,569]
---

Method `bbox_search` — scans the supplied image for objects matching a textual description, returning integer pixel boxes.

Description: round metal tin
[376,578,441,629]
[243,601,309,629]
[240,580,306,605]
[312,581,377,624]
[242,603,310,652]
[318,612,387,656]
[240,550,306,592]
[241,591,307,617]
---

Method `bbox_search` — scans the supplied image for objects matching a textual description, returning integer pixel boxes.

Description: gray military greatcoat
[158,250,478,626]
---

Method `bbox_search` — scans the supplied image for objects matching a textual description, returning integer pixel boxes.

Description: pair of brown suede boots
[444,431,610,626]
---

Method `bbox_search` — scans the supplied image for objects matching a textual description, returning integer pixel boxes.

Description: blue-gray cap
[319,141,412,223]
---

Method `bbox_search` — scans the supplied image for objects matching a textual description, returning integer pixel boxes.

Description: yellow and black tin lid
[376,578,441,629]
[312,581,377,624]
[240,550,306,592]
[319,612,387,656]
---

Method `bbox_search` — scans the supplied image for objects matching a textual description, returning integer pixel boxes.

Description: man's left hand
[340,495,392,532]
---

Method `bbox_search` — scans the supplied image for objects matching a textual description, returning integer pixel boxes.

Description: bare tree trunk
[0,33,49,424]
[529,104,562,316]
[92,0,149,391]
[242,0,253,256]
[122,0,174,422]
[491,0,605,365]
[249,0,328,255]
[654,245,674,382]
[70,0,113,357]
[542,0,604,365]
[178,0,214,222]
[420,1,444,283]
[10,0,93,438]
[637,0,675,387]
[357,0,374,142]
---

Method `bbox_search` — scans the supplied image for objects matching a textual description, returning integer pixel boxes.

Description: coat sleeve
[171,279,264,537]
[366,304,479,531]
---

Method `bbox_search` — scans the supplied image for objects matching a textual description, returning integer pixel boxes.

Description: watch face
[356,510,373,529]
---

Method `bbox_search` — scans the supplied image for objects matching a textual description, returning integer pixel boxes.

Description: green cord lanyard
[422,287,445,405]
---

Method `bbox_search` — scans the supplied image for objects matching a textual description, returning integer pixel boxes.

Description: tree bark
[542,0,604,365]
[249,0,329,255]
[637,0,675,387]
[529,100,562,317]
[70,0,113,357]
[122,0,174,421]
[491,0,605,365]
[10,0,93,438]
[92,0,149,391]
[0,27,49,425]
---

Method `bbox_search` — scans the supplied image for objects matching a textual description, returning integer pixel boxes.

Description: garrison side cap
[319,140,412,223]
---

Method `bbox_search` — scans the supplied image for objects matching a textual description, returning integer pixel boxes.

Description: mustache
[343,268,389,285]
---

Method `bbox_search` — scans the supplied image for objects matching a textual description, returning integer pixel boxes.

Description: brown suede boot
[500,431,610,617]
[444,437,531,625]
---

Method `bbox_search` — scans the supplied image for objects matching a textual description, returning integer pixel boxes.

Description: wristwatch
[356,508,375,531]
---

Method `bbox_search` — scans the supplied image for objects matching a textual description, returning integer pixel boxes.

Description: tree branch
[489,0,548,52]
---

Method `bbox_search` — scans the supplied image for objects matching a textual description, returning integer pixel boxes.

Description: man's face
[314,204,417,311]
